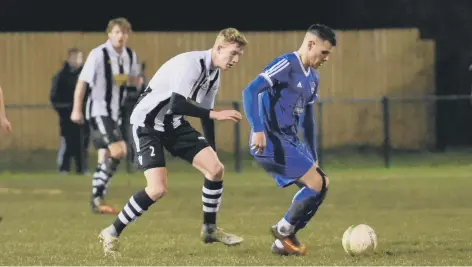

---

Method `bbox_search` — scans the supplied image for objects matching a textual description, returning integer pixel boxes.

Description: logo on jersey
[200,78,210,91]
[292,95,305,116]
[311,81,317,94]
[113,74,129,86]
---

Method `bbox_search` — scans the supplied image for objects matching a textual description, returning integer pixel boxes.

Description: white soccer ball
[342,224,378,256]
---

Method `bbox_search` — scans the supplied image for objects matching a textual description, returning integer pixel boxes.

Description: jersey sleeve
[78,49,100,87]
[258,57,291,87]
[170,56,202,98]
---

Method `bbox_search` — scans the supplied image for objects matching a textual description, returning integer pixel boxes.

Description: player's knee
[144,167,167,200]
[323,176,330,188]
[206,161,225,180]
[304,167,329,192]
[109,142,126,158]
[311,175,329,192]
[110,149,125,159]
[315,166,329,189]
[145,185,167,201]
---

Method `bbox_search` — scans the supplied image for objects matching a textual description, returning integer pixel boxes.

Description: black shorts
[132,120,210,170]
[89,116,124,149]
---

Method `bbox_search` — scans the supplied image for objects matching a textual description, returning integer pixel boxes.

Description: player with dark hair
[242,24,336,256]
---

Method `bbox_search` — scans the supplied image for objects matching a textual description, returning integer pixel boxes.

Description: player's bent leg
[99,167,166,256]
[192,146,224,181]
[92,115,127,214]
[272,164,329,256]
[93,141,128,214]
[102,140,127,201]
[91,149,112,213]
[192,147,243,246]
[295,164,330,230]
[91,146,124,215]
[143,167,168,201]
[99,126,166,256]
[298,164,329,192]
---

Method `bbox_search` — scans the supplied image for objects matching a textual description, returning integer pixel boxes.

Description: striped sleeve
[78,49,100,87]
[258,57,291,87]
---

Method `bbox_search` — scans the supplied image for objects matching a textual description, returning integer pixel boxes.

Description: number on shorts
[150,146,155,157]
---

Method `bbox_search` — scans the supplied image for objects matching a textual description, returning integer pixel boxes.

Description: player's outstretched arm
[169,92,241,122]
[300,104,317,160]
[169,92,211,118]
[242,75,270,132]
[0,85,12,133]
[242,75,271,154]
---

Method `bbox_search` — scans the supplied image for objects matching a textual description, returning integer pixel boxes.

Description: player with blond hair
[98,28,248,256]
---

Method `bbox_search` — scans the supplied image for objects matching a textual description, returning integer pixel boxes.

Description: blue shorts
[253,142,315,188]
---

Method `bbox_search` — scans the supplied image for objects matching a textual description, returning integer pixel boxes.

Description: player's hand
[209,110,242,122]
[0,116,12,134]
[251,131,266,155]
[71,109,84,124]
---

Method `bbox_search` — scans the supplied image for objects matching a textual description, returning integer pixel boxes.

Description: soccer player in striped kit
[71,18,141,214]
[98,28,248,256]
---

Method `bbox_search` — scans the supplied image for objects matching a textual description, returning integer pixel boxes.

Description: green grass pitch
[0,154,472,265]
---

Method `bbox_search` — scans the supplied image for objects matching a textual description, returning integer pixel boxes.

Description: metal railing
[314,94,472,168]
[4,94,472,173]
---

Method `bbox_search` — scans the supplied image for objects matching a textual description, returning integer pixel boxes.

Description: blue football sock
[294,186,329,233]
[282,186,320,232]
[294,204,319,233]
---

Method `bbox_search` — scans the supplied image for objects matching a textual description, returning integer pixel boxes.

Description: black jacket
[50,62,84,112]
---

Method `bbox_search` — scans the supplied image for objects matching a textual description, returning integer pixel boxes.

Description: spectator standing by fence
[50,48,90,175]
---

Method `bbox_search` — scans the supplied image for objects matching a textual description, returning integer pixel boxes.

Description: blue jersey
[242,52,319,187]
[258,52,319,139]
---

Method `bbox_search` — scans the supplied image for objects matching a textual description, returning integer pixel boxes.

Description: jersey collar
[205,49,218,72]
[293,51,311,77]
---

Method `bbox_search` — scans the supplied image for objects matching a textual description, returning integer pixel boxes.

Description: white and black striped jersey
[79,40,139,122]
[130,49,220,132]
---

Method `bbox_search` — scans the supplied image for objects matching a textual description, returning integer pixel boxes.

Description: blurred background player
[0,85,12,134]
[71,17,141,214]
[50,48,90,175]
[242,24,336,256]
[97,28,247,256]
[0,84,12,223]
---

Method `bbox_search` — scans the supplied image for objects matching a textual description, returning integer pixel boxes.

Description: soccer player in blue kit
[242,24,336,256]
